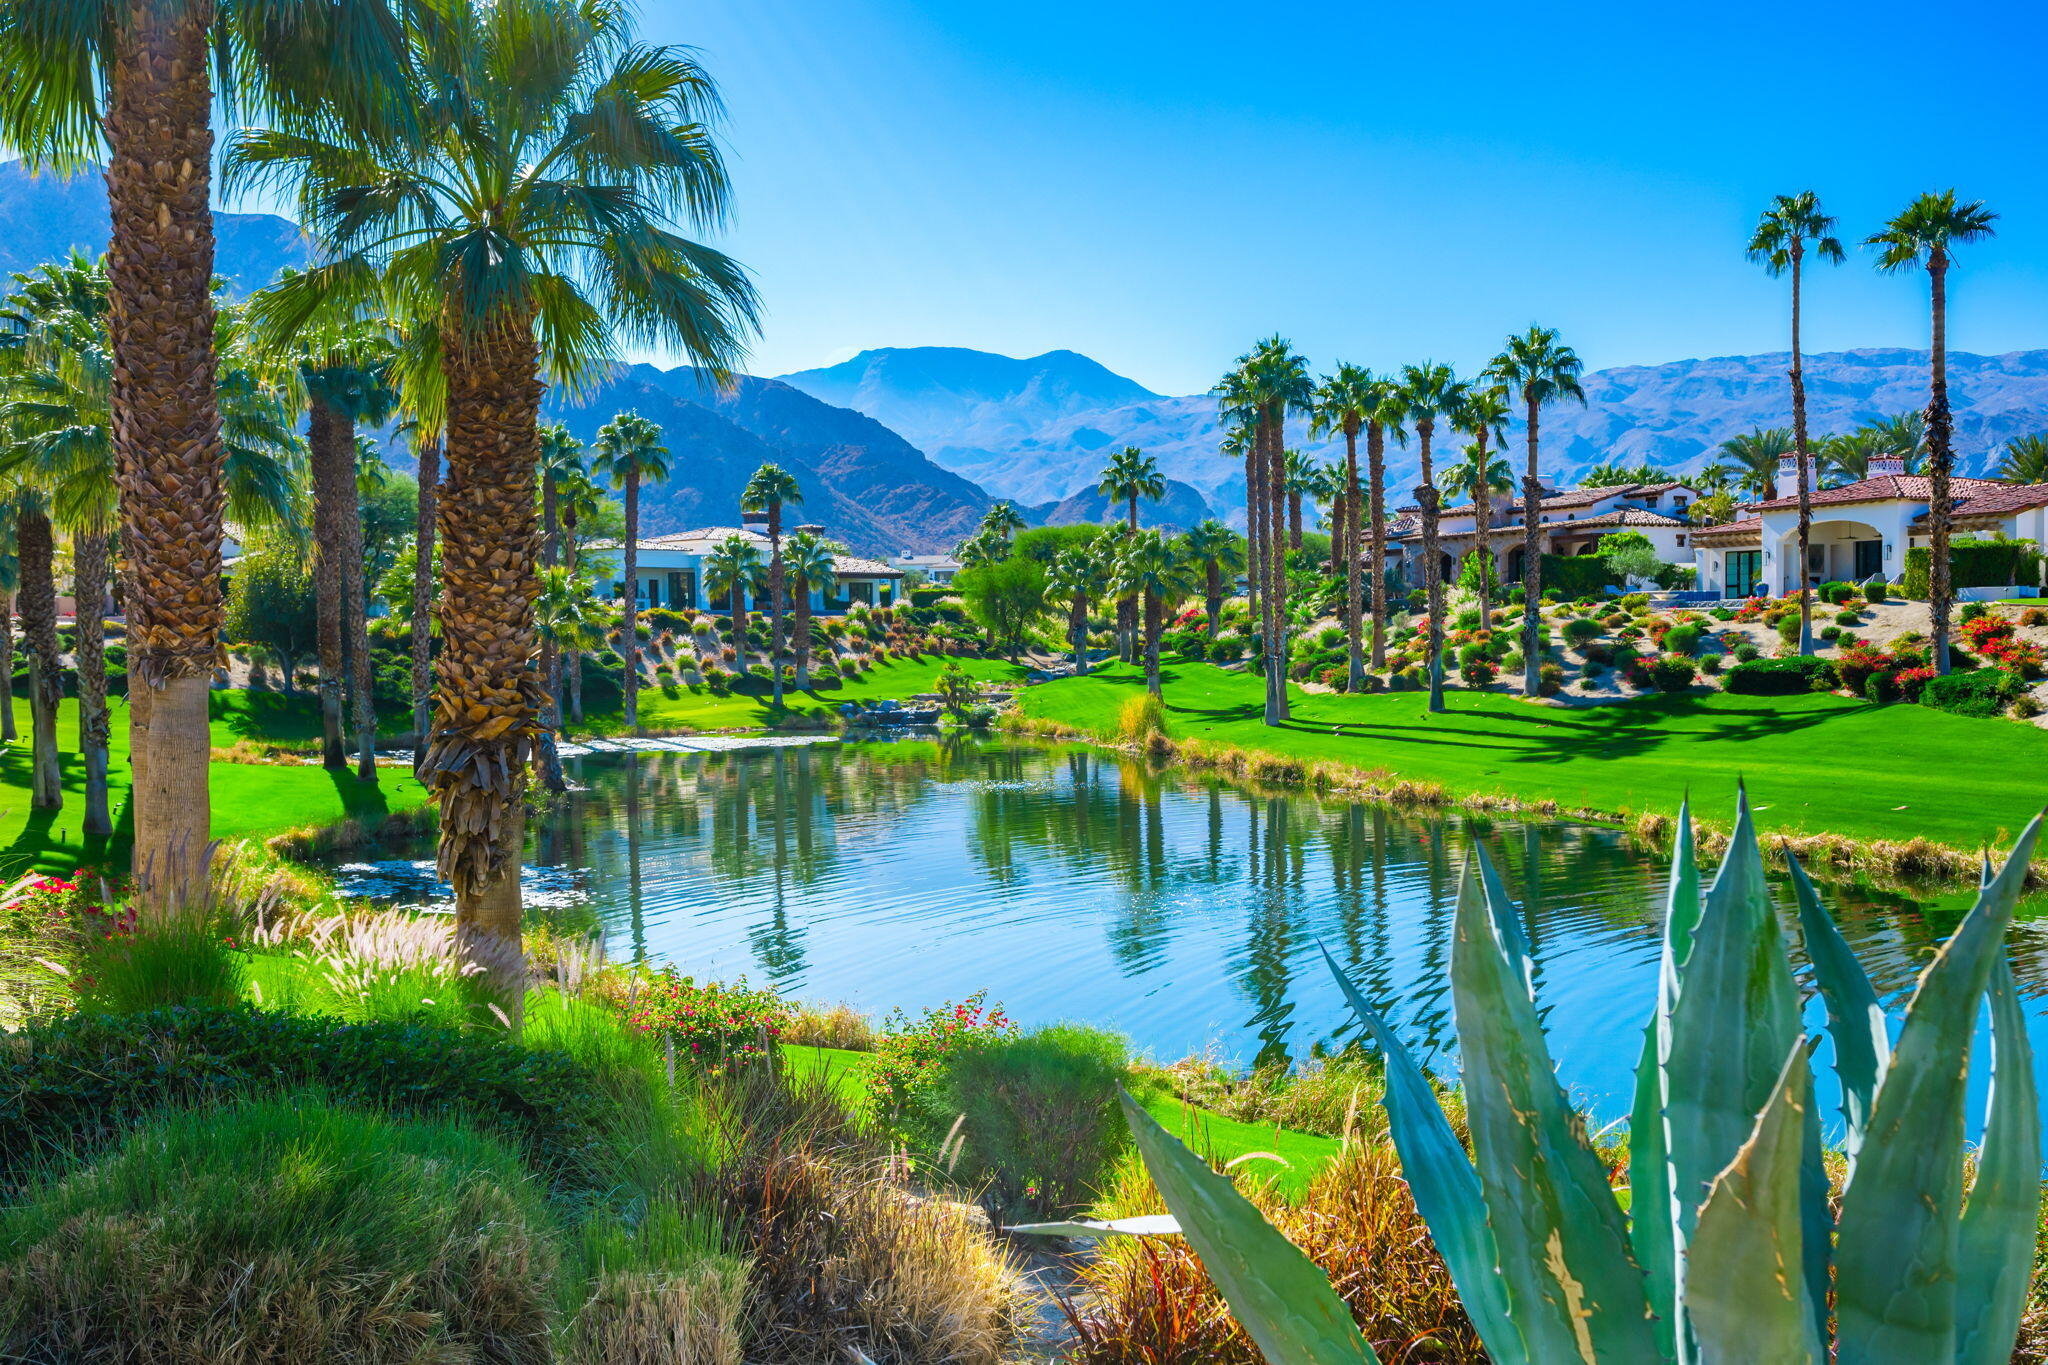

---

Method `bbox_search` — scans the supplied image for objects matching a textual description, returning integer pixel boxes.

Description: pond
[324,735,2048,1125]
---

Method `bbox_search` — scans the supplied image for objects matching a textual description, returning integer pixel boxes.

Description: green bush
[1562,617,1601,647]
[1700,653,1722,675]
[73,921,246,1014]
[1724,656,1838,695]
[1776,614,1801,646]
[1833,609,1860,627]
[943,1023,1131,1221]
[1819,580,1855,604]
[1863,576,1888,602]
[0,1006,614,1195]
[1648,654,1697,693]
[1543,554,1621,600]
[0,1098,555,1364]
[1903,537,2042,598]
[1662,622,1703,656]
[1920,668,2022,719]
[909,587,952,608]
[1733,641,1761,663]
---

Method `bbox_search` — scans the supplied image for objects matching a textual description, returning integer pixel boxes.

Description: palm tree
[537,423,582,568]
[533,563,614,789]
[1449,386,1512,623]
[1816,429,1882,486]
[1180,518,1243,641]
[1716,427,1794,500]
[0,0,407,915]
[1281,447,1319,549]
[1218,417,1257,617]
[233,0,757,978]
[704,533,765,671]
[1046,544,1097,676]
[1097,445,1163,530]
[742,462,803,705]
[1399,362,1467,713]
[1219,338,1312,725]
[1998,434,2048,485]
[1749,192,1846,655]
[1122,530,1194,696]
[783,529,835,689]
[957,527,1009,568]
[1311,364,1376,689]
[591,412,671,732]
[7,490,56,811]
[0,518,16,744]
[1868,191,1997,673]
[1361,377,1408,673]
[553,465,603,723]
[981,500,1027,543]
[1485,325,1586,696]
[1869,413,1926,470]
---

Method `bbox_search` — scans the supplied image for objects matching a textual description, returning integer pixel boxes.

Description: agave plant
[1096,794,2043,1364]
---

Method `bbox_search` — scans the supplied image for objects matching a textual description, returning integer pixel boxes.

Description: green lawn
[626,656,1027,732]
[0,694,430,879]
[1016,662,2048,852]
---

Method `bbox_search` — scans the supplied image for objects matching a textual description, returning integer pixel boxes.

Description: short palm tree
[1280,447,1319,549]
[1399,362,1468,713]
[1218,418,1257,615]
[1122,530,1196,696]
[592,412,671,732]
[1717,427,1794,500]
[1817,430,1881,486]
[704,533,765,671]
[783,529,835,689]
[1450,386,1512,622]
[1218,338,1312,725]
[1046,543,1097,676]
[537,423,583,568]
[1097,445,1163,531]
[981,500,1027,542]
[1750,192,1846,655]
[958,526,1010,567]
[1869,412,1926,470]
[232,0,758,976]
[1485,325,1585,696]
[0,0,407,914]
[553,465,606,722]
[742,462,803,705]
[1998,433,2048,485]
[533,563,615,788]
[1311,365,1373,688]
[1179,519,1244,641]
[0,516,17,744]
[1868,190,1997,674]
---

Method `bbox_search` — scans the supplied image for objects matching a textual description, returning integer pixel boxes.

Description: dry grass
[565,1263,748,1365]
[783,999,878,1051]
[1115,693,1171,746]
[263,804,438,861]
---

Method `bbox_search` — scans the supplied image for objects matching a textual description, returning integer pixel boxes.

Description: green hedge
[1541,554,1622,600]
[1723,656,1838,695]
[909,588,953,608]
[1920,668,2021,719]
[1902,539,2042,598]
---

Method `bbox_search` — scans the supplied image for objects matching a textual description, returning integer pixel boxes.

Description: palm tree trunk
[17,509,60,811]
[1344,426,1364,688]
[1263,405,1291,723]
[1144,591,1163,696]
[1474,433,1493,624]
[1927,256,1954,675]
[74,530,112,836]
[1791,246,1814,656]
[1070,593,1089,674]
[1289,492,1302,550]
[309,398,349,769]
[1419,422,1445,713]
[425,309,543,1020]
[340,449,377,784]
[542,472,559,568]
[794,587,812,689]
[622,474,640,730]
[1520,396,1545,696]
[1368,421,1389,671]
[1242,440,1260,622]
[411,435,440,770]
[1205,564,1222,641]
[105,0,223,919]
[767,507,786,706]
[0,589,17,743]
[536,644,566,794]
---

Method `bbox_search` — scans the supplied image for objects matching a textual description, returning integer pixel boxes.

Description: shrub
[623,970,787,1074]
[1961,601,1988,623]
[1538,662,1565,696]
[1459,656,1497,687]
[1542,554,1621,600]
[2015,695,2043,720]
[1580,640,1616,666]
[1662,622,1703,656]
[1861,576,1888,602]
[73,920,245,1014]
[1699,653,1721,675]
[1724,656,1837,695]
[1732,641,1761,663]
[1562,617,1602,647]
[1116,692,1169,744]
[1648,654,1697,693]
[1821,626,1842,643]
[1833,609,1860,627]
[1775,613,1801,646]
[943,1024,1130,1220]
[0,1098,555,1365]
[1920,668,2022,719]
[2025,608,2048,628]
[1903,537,2042,597]
[858,993,1016,1149]
[0,1006,614,1195]
[1833,644,1896,695]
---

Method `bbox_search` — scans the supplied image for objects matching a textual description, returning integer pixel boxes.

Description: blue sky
[649,2,2048,393]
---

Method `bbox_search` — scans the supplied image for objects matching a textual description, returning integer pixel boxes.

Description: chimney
[1775,452,1818,496]
[1867,455,1906,478]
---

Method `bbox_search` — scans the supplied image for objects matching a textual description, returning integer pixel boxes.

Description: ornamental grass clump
[1092,795,2046,1365]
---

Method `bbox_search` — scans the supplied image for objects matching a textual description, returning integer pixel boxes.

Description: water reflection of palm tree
[624,751,646,964]
[748,751,808,982]
[1239,795,1299,1068]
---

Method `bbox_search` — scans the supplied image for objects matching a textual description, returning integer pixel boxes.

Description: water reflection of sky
[324,737,2048,1131]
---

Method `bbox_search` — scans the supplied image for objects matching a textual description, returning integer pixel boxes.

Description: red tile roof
[1547,508,1688,531]
[1690,518,1762,545]
[1746,474,2008,512]
[1911,482,2048,525]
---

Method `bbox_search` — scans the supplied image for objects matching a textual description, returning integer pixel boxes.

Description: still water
[326,735,2048,1124]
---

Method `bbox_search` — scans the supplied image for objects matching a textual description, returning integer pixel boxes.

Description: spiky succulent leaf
[1683,1040,1825,1365]
[1115,1088,1378,1364]
[1953,957,2041,1365]
[1834,814,2043,1365]
[1632,800,1701,1357]
[1475,848,1534,997]
[1321,944,1528,1364]
[1786,853,1891,1168]
[1450,852,1664,1364]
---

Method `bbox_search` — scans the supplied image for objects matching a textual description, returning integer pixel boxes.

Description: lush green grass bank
[1015,661,2048,853]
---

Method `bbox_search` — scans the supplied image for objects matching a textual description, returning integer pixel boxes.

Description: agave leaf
[1006,1214,1184,1238]
[1834,813,2044,1365]
[1662,795,1804,1363]
[1683,1039,1825,1365]
[1953,956,2042,1365]
[1475,847,1534,997]
[1786,853,1891,1168]
[1628,1021,1677,1359]
[1320,943,1528,1365]
[1115,1088,1378,1364]
[1451,851,1664,1364]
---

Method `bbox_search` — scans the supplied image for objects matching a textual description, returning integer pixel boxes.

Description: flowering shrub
[1834,644,1895,696]
[858,991,1014,1140]
[1459,657,1497,686]
[1895,666,1938,702]
[1,871,128,942]
[1960,614,2045,679]
[625,970,787,1073]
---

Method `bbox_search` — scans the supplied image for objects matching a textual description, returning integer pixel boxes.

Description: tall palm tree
[1180,518,1243,640]
[981,499,1027,543]
[1280,447,1318,549]
[1121,529,1194,696]
[553,464,603,722]
[742,462,802,706]
[1450,387,1511,622]
[783,529,835,689]
[533,563,613,789]
[537,423,582,569]
[1998,433,2048,485]
[1218,417,1257,617]
[1097,445,1163,530]
[1749,192,1846,655]
[1399,362,1466,713]
[9,490,56,811]
[1046,543,1096,676]
[1716,427,1794,500]
[1816,429,1882,487]
[1485,325,1585,696]
[0,517,16,744]
[0,0,407,916]
[1220,338,1312,725]
[591,412,670,732]
[704,533,764,670]
[407,427,441,756]
[1361,376,1408,673]
[1311,364,1375,689]
[1869,191,1998,674]
[234,0,757,979]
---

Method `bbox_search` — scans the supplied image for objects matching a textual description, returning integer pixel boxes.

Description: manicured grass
[626,656,1027,732]
[0,694,430,879]
[1017,661,2048,851]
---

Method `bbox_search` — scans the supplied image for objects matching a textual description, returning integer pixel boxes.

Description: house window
[668,570,696,609]
[1727,550,1762,597]
[639,576,659,609]
[1673,497,1688,511]
[1676,535,1686,546]
[1854,540,1883,580]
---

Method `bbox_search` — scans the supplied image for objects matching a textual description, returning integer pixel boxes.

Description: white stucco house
[1383,480,1705,585]
[1692,454,2048,599]
[592,520,904,614]
[888,552,963,586]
